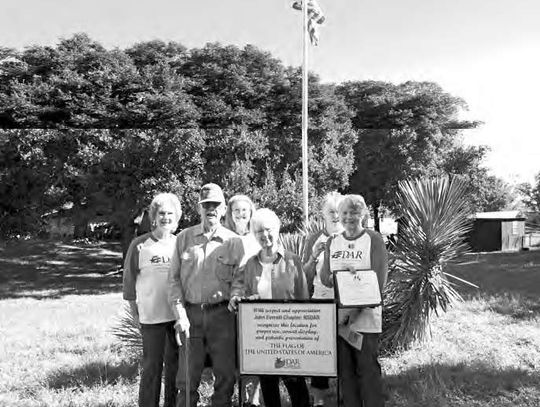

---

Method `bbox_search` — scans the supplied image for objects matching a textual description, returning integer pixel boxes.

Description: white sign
[335,269,381,308]
[238,302,337,376]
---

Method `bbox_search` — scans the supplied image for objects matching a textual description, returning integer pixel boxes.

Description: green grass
[382,298,539,406]
[0,293,138,407]
[0,240,539,406]
[381,250,540,406]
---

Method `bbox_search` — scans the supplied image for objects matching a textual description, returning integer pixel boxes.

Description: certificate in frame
[334,269,381,308]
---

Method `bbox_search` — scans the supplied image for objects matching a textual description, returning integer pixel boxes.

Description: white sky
[2,0,539,184]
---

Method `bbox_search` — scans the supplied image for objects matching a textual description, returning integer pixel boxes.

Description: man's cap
[198,183,225,204]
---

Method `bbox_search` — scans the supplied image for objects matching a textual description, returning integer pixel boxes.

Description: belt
[185,301,228,310]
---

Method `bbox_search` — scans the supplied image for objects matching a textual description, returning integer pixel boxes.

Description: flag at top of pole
[292,0,326,46]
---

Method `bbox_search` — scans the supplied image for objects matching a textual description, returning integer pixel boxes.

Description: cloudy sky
[2,0,539,183]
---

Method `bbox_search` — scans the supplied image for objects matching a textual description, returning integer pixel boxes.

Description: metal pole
[301,0,309,225]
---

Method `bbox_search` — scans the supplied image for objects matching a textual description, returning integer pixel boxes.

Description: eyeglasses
[254,227,278,235]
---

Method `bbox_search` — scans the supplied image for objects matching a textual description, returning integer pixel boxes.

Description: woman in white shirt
[122,193,182,407]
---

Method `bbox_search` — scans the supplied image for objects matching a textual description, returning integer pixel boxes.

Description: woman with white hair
[230,208,310,407]
[302,191,344,407]
[122,192,182,407]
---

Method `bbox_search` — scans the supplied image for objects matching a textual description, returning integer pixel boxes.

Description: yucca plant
[279,217,325,257]
[381,177,476,353]
[111,303,142,352]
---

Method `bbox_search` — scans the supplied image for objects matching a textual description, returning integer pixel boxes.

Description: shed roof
[474,211,525,220]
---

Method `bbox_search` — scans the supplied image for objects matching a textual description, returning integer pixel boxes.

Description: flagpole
[301,0,309,225]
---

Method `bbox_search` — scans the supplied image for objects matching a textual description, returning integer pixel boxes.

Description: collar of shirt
[193,223,229,243]
[257,245,286,265]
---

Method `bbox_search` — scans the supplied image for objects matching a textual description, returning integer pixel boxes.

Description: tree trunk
[73,221,88,239]
[72,204,89,239]
[120,219,136,264]
[373,203,381,232]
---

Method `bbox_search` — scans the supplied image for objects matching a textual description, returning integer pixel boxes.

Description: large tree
[0,128,206,256]
[518,172,540,212]
[441,144,513,212]
[179,43,357,227]
[337,80,480,230]
[0,34,199,129]
[0,36,358,237]
[75,129,205,257]
[0,129,66,236]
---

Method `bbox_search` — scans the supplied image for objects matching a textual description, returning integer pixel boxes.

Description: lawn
[0,240,539,406]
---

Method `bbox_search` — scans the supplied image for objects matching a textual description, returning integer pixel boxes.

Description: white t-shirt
[132,235,177,324]
[240,233,261,268]
[257,262,273,299]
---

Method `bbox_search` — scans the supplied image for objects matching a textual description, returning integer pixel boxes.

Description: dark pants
[338,334,384,407]
[140,321,179,407]
[259,375,310,407]
[176,303,236,407]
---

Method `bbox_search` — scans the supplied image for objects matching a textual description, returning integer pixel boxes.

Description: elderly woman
[122,193,182,407]
[230,208,310,407]
[302,192,344,407]
[320,194,388,407]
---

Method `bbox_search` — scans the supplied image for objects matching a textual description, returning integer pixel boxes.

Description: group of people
[122,182,389,407]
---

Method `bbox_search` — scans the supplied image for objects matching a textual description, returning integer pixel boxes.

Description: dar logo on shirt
[150,255,170,264]
[331,250,363,260]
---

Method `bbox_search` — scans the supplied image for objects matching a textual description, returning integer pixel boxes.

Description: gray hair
[321,191,344,212]
[338,194,370,218]
[149,193,182,226]
[250,208,281,233]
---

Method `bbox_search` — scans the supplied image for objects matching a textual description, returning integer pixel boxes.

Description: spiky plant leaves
[279,232,306,258]
[110,304,142,353]
[279,217,325,257]
[381,177,473,353]
[301,217,326,237]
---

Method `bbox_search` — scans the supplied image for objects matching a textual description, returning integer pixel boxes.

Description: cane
[175,329,190,407]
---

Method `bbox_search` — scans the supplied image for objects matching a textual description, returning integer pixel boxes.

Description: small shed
[467,211,526,252]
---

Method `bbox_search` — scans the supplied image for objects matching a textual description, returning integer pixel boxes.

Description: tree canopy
[336,80,510,229]
[0,35,356,244]
[518,172,540,213]
[0,34,514,241]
